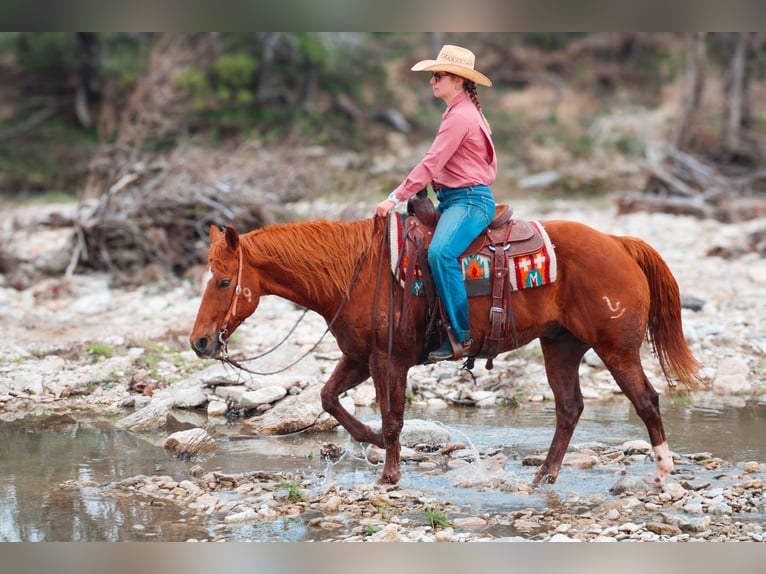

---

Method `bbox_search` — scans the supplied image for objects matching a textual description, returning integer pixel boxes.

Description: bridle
[217,242,248,355]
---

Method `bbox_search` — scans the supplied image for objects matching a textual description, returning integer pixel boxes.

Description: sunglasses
[431,72,452,82]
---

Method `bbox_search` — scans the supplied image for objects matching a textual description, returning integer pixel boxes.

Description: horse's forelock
[207,232,238,272]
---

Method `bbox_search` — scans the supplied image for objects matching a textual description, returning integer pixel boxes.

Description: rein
[370,215,397,407]
[218,227,376,376]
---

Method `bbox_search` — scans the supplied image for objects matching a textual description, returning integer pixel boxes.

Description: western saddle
[397,190,544,369]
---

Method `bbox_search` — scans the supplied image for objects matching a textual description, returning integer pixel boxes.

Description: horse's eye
[218,279,232,289]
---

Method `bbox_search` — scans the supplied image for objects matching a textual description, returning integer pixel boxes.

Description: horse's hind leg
[598,347,672,489]
[533,332,589,485]
[320,354,384,448]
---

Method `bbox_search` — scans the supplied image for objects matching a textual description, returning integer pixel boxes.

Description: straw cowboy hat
[411,44,492,87]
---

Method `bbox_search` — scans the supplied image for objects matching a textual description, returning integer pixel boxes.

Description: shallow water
[2,399,766,541]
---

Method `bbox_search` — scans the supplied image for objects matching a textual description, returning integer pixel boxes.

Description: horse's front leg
[370,354,409,485]
[320,354,384,448]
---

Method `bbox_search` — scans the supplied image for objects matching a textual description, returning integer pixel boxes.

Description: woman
[375,44,497,362]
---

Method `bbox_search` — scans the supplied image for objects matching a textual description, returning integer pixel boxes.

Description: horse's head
[190,225,261,359]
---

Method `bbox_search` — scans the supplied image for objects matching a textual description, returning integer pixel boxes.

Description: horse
[189,213,704,488]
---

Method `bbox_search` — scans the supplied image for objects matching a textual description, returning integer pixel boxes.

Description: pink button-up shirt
[392,91,497,202]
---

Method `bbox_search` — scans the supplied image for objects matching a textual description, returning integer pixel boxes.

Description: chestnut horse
[190,215,703,488]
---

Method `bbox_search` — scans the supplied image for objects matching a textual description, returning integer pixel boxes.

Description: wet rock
[680,516,711,533]
[609,475,649,495]
[713,356,752,394]
[367,418,451,447]
[621,440,651,455]
[225,509,257,523]
[365,444,417,463]
[665,482,687,500]
[549,533,578,542]
[243,384,344,434]
[645,521,682,536]
[215,386,246,402]
[351,383,376,406]
[166,384,208,408]
[368,523,404,542]
[562,452,598,469]
[207,400,228,417]
[164,427,216,459]
[240,386,287,407]
[116,398,172,431]
[453,516,487,529]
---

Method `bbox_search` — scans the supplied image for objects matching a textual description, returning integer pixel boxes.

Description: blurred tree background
[1,32,765,279]
[2,31,764,198]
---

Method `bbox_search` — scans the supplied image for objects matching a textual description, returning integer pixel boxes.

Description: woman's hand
[374,198,397,218]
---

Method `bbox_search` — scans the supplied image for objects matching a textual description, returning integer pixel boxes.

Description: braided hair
[464,80,492,134]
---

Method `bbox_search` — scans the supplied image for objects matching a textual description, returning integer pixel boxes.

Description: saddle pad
[509,220,557,291]
[389,214,557,296]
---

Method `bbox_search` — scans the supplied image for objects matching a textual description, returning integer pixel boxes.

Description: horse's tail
[618,236,706,389]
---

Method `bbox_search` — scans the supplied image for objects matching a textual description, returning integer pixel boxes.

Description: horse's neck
[243,220,377,318]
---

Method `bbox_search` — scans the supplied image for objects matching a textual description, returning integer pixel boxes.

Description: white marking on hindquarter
[602,295,626,319]
[651,442,673,488]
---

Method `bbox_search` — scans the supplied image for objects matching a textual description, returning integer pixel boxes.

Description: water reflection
[0,421,206,541]
[1,399,765,541]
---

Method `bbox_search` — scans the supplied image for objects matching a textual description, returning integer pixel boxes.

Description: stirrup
[428,336,473,362]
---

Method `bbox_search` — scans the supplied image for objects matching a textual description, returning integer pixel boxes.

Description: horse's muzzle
[190,334,220,358]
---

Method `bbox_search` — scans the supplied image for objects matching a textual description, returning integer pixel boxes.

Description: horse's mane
[240,218,376,300]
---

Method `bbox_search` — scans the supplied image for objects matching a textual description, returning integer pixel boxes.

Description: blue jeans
[429,185,495,342]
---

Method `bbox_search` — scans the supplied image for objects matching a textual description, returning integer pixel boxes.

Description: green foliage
[364,525,380,537]
[613,134,645,157]
[100,33,151,88]
[88,342,115,359]
[425,506,449,529]
[14,33,77,89]
[175,67,208,110]
[280,480,307,503]
[567,134,596,159]
[212,53,259,105]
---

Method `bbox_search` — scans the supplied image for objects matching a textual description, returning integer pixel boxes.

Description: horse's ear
[224,226,240,251]
[209,225,223,241]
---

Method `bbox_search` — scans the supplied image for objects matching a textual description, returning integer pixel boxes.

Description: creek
[2,398,765,541]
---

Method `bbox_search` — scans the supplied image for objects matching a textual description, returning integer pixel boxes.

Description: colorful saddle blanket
[389,211,557,297]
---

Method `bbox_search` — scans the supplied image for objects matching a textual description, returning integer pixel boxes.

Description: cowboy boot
[428,327,473,362]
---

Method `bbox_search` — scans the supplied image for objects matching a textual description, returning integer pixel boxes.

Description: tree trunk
[673,32,706,152]
[75,32,101,129]
[255,32,280,103]
[721,33,748,156]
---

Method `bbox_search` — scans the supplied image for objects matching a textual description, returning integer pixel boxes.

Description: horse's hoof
[532,472,557,486]
[376,473,400,485]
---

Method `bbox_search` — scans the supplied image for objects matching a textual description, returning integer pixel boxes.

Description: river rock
[167,384,209,408]
[621,439,652,454]
[609,475,649,495]
[351,383,376,406]
[713,356,751,394]
[115,398,172,430]
[453,516,487,529]
[215,386,246,402]
[368,524,404,542]
[366,418,451,447]
[207,400,228,417]
[240,386,287,407]
[243,384,346,434]
[164,427,217,458]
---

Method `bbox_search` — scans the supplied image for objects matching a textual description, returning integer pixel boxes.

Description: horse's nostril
[194,337,209,354]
